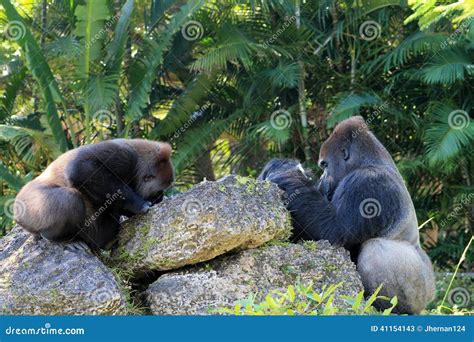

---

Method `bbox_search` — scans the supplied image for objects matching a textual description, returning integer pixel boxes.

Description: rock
[0,227,127,315]
[111,176,292,274]
[145,241,363,315]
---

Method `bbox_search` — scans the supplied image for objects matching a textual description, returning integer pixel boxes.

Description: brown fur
[14,139,174,249]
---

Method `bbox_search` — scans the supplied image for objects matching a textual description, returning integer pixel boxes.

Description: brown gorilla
[259,116,435,314]
[14,139,174,250]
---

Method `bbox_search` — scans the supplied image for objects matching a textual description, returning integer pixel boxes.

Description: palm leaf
[414,48,472,84]
[172,111,242,174]
[0,162,24,191]
[73,0,110,76]
[125,0,204,123]
[150,72,215,139]
[105,0,134,75]
[1,0,68,152]
[425,102,474,165]
[328,92,381,127]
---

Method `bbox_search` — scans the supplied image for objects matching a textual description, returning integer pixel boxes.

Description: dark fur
[259,116,435,314]
[14,139,174,250]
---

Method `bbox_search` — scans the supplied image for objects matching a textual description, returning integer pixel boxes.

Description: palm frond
[328,92,381,127]
[1,0,68,151]
[125,0,204,123]
[413,48,472,84]
[73,0,110,76]
[424,102,474,166]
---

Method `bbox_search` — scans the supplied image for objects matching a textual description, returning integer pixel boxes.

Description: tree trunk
[193,147,216,183]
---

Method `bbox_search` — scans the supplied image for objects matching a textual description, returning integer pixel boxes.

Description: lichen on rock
[111,175,292,274]
[0,227,127,315]
[145,241,363,315]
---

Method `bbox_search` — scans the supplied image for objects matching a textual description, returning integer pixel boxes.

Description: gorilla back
[259,116,435,314]
[14,139,174,250]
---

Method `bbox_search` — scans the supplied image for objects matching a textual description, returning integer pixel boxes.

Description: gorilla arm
[268,165,402,249]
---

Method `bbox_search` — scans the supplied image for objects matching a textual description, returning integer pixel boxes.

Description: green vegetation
[0,0,472,314]
[216,280,398,315]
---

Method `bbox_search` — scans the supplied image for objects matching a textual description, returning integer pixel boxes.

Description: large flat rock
[146,241,363,315]
[0,227,127,315]
[111,176,292,274]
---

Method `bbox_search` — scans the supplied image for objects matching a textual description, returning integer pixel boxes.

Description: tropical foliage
[0,0,472,297]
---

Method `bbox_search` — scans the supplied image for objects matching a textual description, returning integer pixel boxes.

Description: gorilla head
[318,116,392,200]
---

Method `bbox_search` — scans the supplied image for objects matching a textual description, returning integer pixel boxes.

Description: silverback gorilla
[259,116,435,314]
[14,139,174,250]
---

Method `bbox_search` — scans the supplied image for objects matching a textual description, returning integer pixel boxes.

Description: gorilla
[14,139,174,250]
[259,116,435,314]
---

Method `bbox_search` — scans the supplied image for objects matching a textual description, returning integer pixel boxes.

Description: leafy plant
[215,280,397,315]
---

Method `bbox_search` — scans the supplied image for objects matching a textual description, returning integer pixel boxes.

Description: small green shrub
[215,280,397,315]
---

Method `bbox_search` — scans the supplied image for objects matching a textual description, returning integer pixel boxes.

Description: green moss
[109,266,146,315]
[280,264,298,275]
[303,240,318,252]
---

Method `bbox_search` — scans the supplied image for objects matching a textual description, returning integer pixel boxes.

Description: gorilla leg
[15,182,85,243]
[357,238,435,314]
[78,209,121,250]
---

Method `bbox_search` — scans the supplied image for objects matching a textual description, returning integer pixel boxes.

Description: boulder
[111,176,292,274]
[145,241,363,315]
[0,227,127,315]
